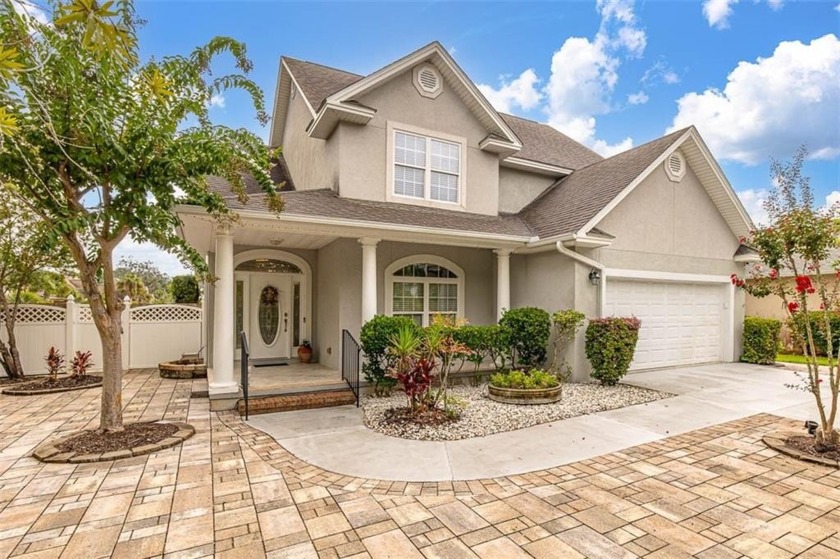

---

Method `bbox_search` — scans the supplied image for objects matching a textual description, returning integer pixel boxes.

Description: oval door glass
[258,286,280,345]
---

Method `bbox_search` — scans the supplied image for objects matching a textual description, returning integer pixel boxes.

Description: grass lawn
[776,353,831,366]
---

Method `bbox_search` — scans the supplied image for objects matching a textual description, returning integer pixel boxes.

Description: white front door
[248,273,291,360]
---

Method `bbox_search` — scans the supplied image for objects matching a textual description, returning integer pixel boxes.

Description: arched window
[386,256,464,326]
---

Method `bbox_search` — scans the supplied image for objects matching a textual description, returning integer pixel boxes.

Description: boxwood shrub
[741,316,781,364]
[585,317,641,385]
[499,307,551,369]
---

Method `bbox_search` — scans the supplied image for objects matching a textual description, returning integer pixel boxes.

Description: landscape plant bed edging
[32,421,195,463]
[487,384,562,405]
[159,361,207,379]
[2,375,103,396]
[763,431,840,468]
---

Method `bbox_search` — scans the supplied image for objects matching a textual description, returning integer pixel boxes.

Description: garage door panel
[605,279,725,370]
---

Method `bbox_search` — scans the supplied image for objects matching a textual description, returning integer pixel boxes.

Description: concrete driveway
[247,363,819,481]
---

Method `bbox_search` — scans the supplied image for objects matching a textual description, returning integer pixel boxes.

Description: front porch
[178,203,524,409]
[233,361,344,395]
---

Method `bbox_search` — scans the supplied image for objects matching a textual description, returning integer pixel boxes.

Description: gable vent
[413,64,443,98]
[665,150,686,182]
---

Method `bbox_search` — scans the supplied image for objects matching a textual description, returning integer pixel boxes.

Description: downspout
[555,241,604,317]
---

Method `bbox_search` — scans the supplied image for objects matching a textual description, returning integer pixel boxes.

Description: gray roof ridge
[282,56,364,79]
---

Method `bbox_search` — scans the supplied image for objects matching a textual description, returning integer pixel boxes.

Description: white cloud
[738,188,770,225]
[477,69,542,113]
[827,191,840,209]
[478,0,644,157]
[703,0,739,29]
[836,3,840,12]
[667,34,840,165]
[627,91,649,105]
[208,94,226,109]
[768,0,784,11]
[642,60,680,86]
[114,239,189,277]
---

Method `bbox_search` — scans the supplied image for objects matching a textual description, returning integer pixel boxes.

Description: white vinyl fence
[0,296,203,374]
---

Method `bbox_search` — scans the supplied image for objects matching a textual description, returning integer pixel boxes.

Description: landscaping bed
[763,432,840,468]
[2,374,102,395]
[33,421,195,463]
[364,383,673,441]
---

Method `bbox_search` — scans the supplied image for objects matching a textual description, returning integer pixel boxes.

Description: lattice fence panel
[77,306,94,323]
[0,305,66,324]
[130,305,202,323]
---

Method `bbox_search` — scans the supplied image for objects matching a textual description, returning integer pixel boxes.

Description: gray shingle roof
[282,58,600,170]
[519,128,690,239]
[282,57,362,111]
[206,186,534,238]
[500,114,603,171]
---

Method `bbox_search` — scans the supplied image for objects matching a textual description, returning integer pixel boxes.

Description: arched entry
[233,249,311,361]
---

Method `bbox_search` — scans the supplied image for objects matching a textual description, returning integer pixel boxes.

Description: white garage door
[604,280,726,371]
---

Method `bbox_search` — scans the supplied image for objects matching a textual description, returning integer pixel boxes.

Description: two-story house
[175,42,756,409]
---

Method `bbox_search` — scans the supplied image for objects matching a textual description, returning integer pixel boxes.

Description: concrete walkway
[247,363,817,481]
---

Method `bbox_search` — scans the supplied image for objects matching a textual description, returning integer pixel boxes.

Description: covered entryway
[234,250,311,364]
[603,271,734,371]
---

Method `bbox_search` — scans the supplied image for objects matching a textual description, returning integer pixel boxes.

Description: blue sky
[117,0,840,275]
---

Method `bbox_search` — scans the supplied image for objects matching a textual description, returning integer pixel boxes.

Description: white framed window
[388,123,465,208]
[385,256,465,327]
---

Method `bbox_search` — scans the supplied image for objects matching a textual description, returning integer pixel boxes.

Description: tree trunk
[97,315,124,432]
[0,297,24,379]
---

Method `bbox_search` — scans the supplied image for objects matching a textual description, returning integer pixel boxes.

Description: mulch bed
[0,377,30,386]
[2,374,102,395]
[785,435,840,462]
[763,431,840,468]
[56,422,179,454]
[32,421,195,463]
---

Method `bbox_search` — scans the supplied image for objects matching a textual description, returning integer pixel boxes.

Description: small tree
[550,309,585,379]
[0,197,70,378]
[733,147,840,447]
[0,1,281,431]
[170,275,200,304]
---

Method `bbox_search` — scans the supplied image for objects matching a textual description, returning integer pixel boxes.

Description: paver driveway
[0,369,838,558]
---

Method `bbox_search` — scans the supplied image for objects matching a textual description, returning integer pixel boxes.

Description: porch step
[238,388,357,416]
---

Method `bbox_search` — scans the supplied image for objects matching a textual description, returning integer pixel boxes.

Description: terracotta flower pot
[297,344,313,364]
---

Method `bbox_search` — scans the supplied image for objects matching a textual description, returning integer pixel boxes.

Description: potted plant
[488,369,562,404]
[297,340,313,364]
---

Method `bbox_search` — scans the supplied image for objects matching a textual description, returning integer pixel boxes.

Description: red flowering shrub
[788,301,799,314]
[795,275,816,294]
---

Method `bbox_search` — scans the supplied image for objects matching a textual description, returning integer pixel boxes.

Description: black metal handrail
[341,329,361,407]
[240,331,250,420]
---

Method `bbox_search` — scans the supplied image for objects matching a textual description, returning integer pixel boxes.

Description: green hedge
[360,315,420,394]
[741,317,781,364]
[499,307,551,369]
[585,317,641,386]
[791,311,840,357]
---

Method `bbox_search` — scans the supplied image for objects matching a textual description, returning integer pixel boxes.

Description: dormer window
[390,124,464,207]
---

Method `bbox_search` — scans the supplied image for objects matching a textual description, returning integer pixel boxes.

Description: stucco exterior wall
[280,82,339,190]
[596,161,740,270]
[337,71,500,215]
[498,167,555,214]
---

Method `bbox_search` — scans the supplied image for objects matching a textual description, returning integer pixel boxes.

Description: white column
[359,238,380,323]
[211,226,237,393]
[494,249,511,321]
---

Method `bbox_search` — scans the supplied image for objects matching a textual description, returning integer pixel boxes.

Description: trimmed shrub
[170,275,200,304]
[499,307,551,369]
[360,315,420,395]
[585,317,641,386]
[489,369,559,390]
[741,316,781,364]
[791,311,840,357]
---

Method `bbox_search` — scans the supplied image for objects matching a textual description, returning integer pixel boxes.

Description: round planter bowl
[488,384,562,405]
[159,361,207,379]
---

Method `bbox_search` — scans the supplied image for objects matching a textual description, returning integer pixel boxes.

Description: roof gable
[519,127,754,242]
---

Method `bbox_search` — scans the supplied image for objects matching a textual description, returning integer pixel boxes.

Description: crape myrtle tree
[732,147,840,447]
[0,0,282,431]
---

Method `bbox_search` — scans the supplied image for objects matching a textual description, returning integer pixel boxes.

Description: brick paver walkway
[0,370,839,558]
